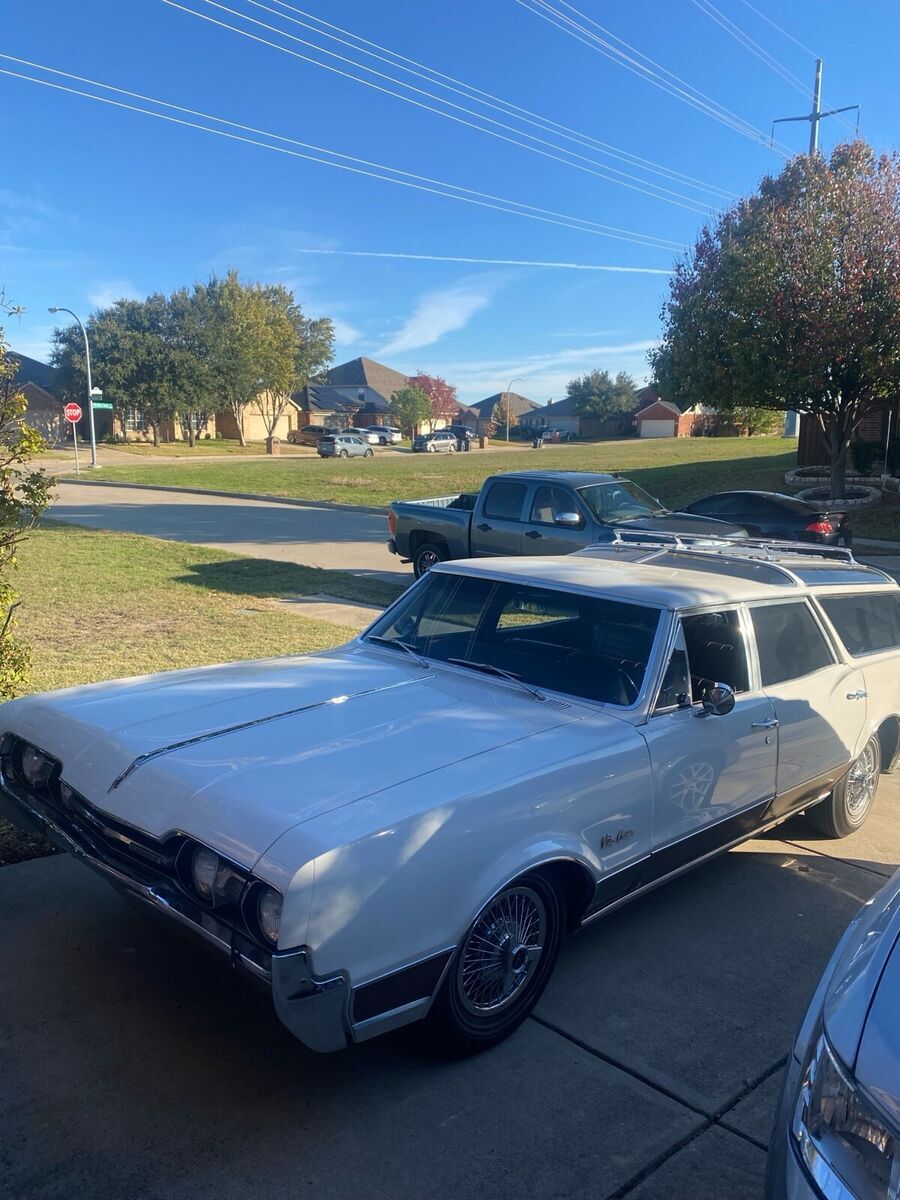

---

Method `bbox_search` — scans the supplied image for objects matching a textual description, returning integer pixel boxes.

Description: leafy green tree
[0,297,52,696]
[717,404,784,436]
[253,304,334,448]
[389,385,432,437]
[193,270,298,446]
[566,370,637,418]
[652,142,900,498]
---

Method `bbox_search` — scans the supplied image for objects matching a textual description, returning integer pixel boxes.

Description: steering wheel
[617,667,639,705]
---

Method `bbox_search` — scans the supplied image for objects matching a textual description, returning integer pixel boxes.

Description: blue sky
[3,0,899,402]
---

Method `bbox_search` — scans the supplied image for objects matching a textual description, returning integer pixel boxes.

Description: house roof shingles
[324,356,409,400]
[468,391,539,420]
[9,352,57,392]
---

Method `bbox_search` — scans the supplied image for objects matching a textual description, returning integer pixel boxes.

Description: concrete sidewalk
[2,777,896,1200]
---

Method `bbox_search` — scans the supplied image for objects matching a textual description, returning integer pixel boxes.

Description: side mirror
[555,511,584,529]
[696,683,736,718]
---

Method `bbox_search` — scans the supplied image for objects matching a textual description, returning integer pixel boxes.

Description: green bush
[850,440,882,475]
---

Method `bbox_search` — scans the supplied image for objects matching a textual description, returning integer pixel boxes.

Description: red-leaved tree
[409,372,459,431]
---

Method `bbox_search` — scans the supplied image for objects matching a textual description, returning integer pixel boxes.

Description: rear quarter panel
[392,499,473,559]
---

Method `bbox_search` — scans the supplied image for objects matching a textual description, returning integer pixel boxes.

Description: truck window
[819,592,900,657]
[750,602,834,685]
[529,486,574,525]
[483,481,527,521]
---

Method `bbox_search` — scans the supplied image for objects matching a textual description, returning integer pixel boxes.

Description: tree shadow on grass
[173,557,406,608]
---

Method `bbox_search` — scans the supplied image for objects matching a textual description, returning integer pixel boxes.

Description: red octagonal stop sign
[64,402,82,423]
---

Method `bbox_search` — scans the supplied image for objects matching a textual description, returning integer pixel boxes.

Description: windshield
[365,572,660,706]
[578,480,667,523]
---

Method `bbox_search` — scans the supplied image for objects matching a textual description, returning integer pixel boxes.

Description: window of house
[750,602,835,686]
[819,592,900,657]
[482,481,527,521]
[123,408,147,433]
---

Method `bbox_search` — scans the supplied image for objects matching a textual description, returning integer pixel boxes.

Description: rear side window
[819,592,900,657]
[751,602,834,685]
[483,481,527,520]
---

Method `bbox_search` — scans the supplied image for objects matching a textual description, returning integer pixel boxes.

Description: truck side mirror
[555,512,584,529]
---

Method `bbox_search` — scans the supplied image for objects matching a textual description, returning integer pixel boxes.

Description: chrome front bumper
[0,771,350,1053]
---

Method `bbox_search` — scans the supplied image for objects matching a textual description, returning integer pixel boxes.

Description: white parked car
[1,540,898,1054]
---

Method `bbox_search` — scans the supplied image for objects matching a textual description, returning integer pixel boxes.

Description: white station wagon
[2,540,899,1054]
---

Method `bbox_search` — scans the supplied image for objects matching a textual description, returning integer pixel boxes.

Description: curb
[55,476,389,517]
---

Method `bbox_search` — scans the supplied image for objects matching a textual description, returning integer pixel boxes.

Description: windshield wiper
[366,635,429,669]
[446,658,546,702]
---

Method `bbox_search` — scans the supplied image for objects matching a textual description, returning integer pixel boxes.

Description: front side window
[655,610,749,712]
[367,573,660,706]
[577,480,666,523]
[819,592,900,657]
[483,481,527,521]
[529,486,578,525]
[750,602,835,686]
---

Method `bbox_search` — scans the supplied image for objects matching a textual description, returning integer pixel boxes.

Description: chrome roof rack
[577,533,892,587]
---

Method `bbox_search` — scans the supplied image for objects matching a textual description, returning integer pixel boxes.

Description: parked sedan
[767,867,900,1199]
[412,430,458,453]
[366,425,403,446]
[317,433,374,459]
[683,491,852,547]
[346,426,381,446]
[287,424,338,446]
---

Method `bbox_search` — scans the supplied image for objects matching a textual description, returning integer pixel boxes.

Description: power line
[0,56,685,251]
[238,0,737,201]
[293,249,674,272]
[733,0,817,59]
[516,0,792,154]
[691,0,810,98]
[162,0,717,215]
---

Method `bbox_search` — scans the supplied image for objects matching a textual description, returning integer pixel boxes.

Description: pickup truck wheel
[808,734,881,838]
[413,542,447,578]
[428,873,563,1055]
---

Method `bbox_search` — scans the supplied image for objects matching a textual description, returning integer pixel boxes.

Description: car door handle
[476,523,492,533]
[525,530,542,539]
[846,690,868,700]
[751,718,779,730]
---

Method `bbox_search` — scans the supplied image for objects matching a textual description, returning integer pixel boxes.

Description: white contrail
[295,248,673,273]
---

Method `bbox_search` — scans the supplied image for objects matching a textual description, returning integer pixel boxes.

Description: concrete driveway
[2,779,897,1200]
[51,481,407,584]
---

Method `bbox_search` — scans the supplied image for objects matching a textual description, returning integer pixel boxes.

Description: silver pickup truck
[388,470,747,577]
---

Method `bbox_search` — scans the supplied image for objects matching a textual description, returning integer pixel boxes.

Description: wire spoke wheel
[456,886,546,1016]
[846,740,879,818]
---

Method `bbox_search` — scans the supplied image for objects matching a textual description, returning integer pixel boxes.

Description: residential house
[9,352,62,441]
[468,391,540,435]
[519,393,635,439]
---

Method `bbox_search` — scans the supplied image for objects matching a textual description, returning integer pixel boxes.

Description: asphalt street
[2,780,897,1200]
[51,480,409,585]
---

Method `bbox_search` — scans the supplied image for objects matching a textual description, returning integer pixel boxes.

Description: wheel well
[876,717,900,775]
[531,860,596,931]
[409,531,448,559]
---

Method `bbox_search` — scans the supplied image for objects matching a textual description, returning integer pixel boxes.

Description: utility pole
[772,59,859,155]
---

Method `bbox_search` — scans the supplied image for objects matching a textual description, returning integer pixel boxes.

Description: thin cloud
[332,317,362,344]
[378,277,497,357]
[295,248,672,274]
[86,280,141,309]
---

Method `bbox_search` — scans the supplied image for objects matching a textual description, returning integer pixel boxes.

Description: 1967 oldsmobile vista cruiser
[2,540,899,1054]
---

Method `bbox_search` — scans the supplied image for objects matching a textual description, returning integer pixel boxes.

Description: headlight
[793,1034,899,1198]
[257,888,282,945]
[191,846,219,900]
[19,744,54,788]
[189,845,246,907]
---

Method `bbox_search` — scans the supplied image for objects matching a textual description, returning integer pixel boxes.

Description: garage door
[640,419,676,438]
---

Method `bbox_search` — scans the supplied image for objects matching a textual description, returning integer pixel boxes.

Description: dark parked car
[390,471,747,577]
[682,491,852,546]
[288,424,339,446]
[444,424,473,451]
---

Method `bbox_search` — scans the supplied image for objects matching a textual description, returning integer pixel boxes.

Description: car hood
[4,646,583,867]
[617,512,747,539]
[824,870,900,1124]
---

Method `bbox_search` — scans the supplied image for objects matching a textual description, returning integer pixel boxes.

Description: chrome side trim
[352,998,432,1042]
[108,677,422,790]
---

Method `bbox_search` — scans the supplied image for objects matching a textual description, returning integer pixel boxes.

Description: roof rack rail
[594,531,859,565]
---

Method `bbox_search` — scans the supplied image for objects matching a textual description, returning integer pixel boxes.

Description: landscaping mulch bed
[0,818,58,866]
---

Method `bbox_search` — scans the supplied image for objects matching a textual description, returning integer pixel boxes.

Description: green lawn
[71,436,900,541]
[102,439,313,457]
[13,521,403,695]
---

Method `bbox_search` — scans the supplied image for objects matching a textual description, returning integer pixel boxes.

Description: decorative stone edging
[784,467,883,488]
[796,484,882,507]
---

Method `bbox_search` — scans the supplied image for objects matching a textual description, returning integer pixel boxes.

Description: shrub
[850,440,882,475]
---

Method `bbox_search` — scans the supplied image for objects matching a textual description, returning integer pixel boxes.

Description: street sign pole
[64,402,83,475]
[73,423,80,476]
